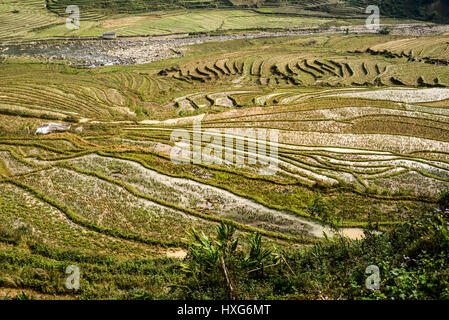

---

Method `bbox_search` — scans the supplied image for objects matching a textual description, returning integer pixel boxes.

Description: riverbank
[1,23,448,67]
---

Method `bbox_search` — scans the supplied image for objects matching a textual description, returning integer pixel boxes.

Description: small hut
[35,123,71,135]
[102,32,116,40]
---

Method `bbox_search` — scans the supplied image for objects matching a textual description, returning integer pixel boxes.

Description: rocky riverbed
[1,23,448,67]
[0,35,189,67]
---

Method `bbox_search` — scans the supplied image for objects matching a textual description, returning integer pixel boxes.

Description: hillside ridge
[45,0,449,23]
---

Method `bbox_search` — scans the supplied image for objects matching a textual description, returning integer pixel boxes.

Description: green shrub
[178,209,449,299]
[379,26,392,35]
[437,191,449,211]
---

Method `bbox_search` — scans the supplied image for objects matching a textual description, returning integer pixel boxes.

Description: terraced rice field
[0,29,448,299]
[0,0,64,40]
[0,0,419,40]
[171,49,449,88]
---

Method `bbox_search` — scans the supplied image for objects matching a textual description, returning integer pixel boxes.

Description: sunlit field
[0,0,448,301]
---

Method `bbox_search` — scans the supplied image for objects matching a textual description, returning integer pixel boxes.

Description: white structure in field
[102,32,116,40]
[35,123,71,135]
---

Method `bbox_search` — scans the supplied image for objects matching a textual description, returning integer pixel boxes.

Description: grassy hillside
[0,3,448,301]
[45,0,449,23]
[46,0,237,17]
[0,1,442,41]
[45,0,364,20]
[28,10,364,38]
[0,0,428,40]
[1,208,447,299]
[347,0,449,23]
[1,33,448,232]
[0,0,63,40]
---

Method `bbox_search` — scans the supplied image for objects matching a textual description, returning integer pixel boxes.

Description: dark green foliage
[305,195,337,227]
[379,26,392,35]
[179,222,280,299]
[348,0,449,23]
[438,191,449,211]
[179,210,449,299]
[243,233,272,269]
[0,236,183,299]
[293,209,449,299]
[1,208,447,299]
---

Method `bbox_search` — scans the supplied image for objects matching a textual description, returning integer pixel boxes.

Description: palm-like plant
[244,232,272,269]
[181,222,276,298]
[181,222,240,298]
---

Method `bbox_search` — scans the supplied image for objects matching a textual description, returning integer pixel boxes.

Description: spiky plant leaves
[243,232,272,269]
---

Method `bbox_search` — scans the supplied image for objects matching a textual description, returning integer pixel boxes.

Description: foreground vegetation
[1,202,448,299]
[179,205,449,300]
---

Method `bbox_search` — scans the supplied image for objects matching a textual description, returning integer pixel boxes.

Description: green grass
[0,0,63,40]
[30,9,370,39]
[0,0,439,40]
